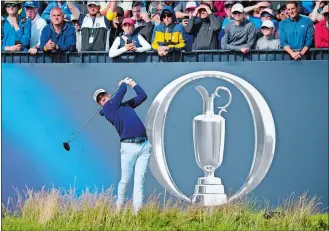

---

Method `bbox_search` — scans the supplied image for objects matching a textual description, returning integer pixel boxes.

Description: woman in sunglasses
[151,5,186,56]
[1,1,31,52]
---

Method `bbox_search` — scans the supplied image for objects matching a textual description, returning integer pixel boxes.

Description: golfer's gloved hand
[99,109,104,116]
[123,77,133,84]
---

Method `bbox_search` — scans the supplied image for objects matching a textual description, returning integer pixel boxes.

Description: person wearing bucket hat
[1,0,31,52]
[93,77,151,216]
[314,5,328,48]
[109,17,151,58]
[67,1,113,51]
[41,1,79,23]
[255,20,280,50]
[23,1,47,55]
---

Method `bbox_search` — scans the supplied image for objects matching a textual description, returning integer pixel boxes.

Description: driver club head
[63,142,70,151]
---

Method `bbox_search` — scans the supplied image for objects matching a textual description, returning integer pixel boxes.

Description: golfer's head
[93,89,110,106]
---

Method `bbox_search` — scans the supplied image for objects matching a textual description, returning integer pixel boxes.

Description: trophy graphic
[191,86,232,206]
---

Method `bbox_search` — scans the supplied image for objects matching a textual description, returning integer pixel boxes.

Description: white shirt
[30,14,47,48]
[109,34,151,58]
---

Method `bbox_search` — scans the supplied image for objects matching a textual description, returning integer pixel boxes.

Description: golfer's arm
[110,83,128,108]
[122,84,147,108]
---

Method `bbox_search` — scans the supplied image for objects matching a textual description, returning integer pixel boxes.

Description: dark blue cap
[23,1,38,8]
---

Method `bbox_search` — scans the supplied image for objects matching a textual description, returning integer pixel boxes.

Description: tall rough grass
[2,186,328,231]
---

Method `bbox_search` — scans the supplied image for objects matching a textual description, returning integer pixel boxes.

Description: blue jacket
[39,22,76,52]
[41,1,78,23]
[1,16,31,51]
[102,83,148,141]
[279,15,314,50]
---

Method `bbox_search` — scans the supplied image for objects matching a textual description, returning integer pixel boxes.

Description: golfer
[93,77,151,215]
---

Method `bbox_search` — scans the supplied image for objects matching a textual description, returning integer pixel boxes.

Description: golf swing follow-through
[63,77,151,215]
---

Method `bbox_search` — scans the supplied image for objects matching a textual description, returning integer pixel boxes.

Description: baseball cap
[231,3,244,13]
[321,5,328,14]
[122,17,135,26]
[261,20,274,29]
[261,8,274,17]
[87,1,100,7]
[185,1,197,10]
[23,1,38,8]
[93,89,106,102]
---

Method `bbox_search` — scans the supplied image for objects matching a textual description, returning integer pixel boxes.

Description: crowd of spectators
[1,0,328,60]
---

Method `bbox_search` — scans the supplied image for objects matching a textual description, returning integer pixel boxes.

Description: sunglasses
[232,11,242,15]
[116,13,123,17]
[161,13,172,19]
[224,5,233,9]
[6,3,17,7]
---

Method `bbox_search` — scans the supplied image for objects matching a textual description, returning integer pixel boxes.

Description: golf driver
[62,86,121,151]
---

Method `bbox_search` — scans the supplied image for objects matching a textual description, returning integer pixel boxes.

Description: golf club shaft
[67,87,120,143]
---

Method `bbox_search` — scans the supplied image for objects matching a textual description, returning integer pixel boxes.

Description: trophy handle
[212,87,232,116]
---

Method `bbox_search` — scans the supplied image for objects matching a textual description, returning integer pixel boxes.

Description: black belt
[121,137,148,144]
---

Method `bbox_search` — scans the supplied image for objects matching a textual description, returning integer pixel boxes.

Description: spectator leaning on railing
[109,17,151,58]
[221,3,256,54]
[255,20,280,50]
[151,5,186,57]
[185,1,222,50]
[67,1,112,51]
[314,5,328,48]
[1,0,31,52]
[23,1,47,55]
[278,1,314,60]
[40,7,76,52]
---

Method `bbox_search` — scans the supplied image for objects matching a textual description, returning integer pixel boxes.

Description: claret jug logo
[146,71,276,206]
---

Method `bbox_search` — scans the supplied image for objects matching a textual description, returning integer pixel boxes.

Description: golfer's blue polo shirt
[102,83,148,141]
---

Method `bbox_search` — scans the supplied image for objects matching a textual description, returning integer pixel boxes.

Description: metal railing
[1,49,328,63]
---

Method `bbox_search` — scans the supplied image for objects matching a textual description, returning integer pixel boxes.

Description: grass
[1,186,328,231]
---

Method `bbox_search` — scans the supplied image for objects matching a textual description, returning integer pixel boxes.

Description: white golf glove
[123,77,133,84]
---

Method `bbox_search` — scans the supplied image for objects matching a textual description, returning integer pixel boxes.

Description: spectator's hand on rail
[5,44,21,51]
[28,47,38,55]
[45,40,55,50]
[125,43,136,51]
[240,47,249,54]
[291,51,302,60]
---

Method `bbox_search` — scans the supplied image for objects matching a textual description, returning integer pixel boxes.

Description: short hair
[132,1,141,8]
[286,1,299,8]
[50,7,63,15]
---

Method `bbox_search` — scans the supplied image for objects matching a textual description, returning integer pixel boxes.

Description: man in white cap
[93,77,151,215]
[255,20,280,50]
[23,1,47,55]
[67,0,112,51]
[221,3,256,54]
